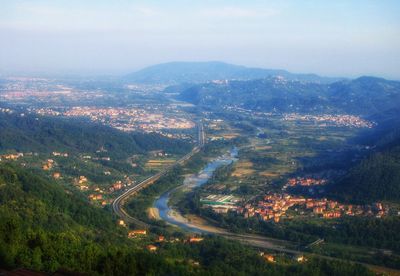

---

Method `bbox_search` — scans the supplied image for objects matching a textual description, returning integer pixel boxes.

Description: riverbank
[153,147,238,232]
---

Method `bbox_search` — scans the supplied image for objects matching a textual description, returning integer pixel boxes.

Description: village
[32,106,195,137]
[235,192,388,223]
[220,106,375,129]
[117,219,308,265]
[62,106,194,132]
[282,113,375,128]
[200,176,389,223]
[0,149,140,207]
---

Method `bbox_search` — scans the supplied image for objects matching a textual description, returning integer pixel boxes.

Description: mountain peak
[124,61,340,85]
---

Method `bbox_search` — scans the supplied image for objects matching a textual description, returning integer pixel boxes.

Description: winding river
[154,147,238,233]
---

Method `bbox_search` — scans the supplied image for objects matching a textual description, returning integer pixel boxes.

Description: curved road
[112,122,205,228]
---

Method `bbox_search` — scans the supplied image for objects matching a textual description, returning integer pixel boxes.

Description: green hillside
[178,76,400,115]
[0,112,191,157]
[329,136,400,204]
[0,163,372,275]
[327,108,400,203]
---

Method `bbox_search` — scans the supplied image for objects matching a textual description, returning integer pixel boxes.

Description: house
[53,152,68,157]
[323,211,341,218]
[189,237,204,243]
[78,185,89,191]
[147,245,157,251]
[113,181,123,190]
[313,206,325,214]
[42,159,54,170]
[128,230,147,238]
[78,176,88,184]
[88,194,102,201]
[296,255,307,263]
[53,172,61,179]
[264,254,275,263]
[157,236,165,242]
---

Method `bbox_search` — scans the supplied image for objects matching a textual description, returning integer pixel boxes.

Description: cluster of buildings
[236,193,306,223]
[143,236,203,253]
[35,108,62,116]
[42,159,55,170]
[109,180,123,192]
[222,105,274,118]
[88,193,103,201]
[126,228,204,253]
[126,229,204,244]
[0,147,131,208]
[0,152,24,161]
[81,155,111,161]
[80,175,135,206]
[0,108,14,114]
[304,198,387,218]
[40,153,67,176]
[259,252,307,264]
[0,145,138,208]
[283,177,327,190]
[1,89,73,102]
[0,78,108,106]
[46,106,196,133]
[1,78,196,138]
[87,186,113,206]
[283,113,375,128]
[75,176,90,191]
[52,151,69,157]
[200,194,240,214]
[235,193,388,222]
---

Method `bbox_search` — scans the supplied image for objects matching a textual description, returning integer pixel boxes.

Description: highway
[112,121,205,228]
[112,122,400,275]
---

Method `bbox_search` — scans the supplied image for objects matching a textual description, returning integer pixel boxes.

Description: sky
[0,0,399,79]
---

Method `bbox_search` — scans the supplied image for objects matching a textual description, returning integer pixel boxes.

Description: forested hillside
[333,148,400,203]
[0,112,191,157]
[177,76,400,115]
[329,135,400,204]
[0,163,371,275]
[0,163,122,272]
[329,109,400,203]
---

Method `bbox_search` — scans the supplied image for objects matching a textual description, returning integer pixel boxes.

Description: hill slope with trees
[0,112,191,157]
[328,108,400,203]
[0,163,372,275]
[178,76,400,115]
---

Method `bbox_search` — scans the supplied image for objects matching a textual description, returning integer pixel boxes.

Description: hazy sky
[1,0,399,78]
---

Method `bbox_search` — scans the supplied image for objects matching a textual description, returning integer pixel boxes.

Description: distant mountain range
[124,61,343,84]
[177,76,400,116]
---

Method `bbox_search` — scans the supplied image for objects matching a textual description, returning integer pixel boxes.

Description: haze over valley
[1,1,400,275]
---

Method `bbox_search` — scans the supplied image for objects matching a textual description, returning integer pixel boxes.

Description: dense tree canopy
[0,112,191,157]
[0,163,374,275]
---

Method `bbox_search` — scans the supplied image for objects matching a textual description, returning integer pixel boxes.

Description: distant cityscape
[34,106,195,133]
[283,113,375,128]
